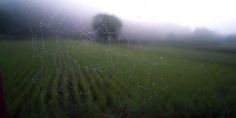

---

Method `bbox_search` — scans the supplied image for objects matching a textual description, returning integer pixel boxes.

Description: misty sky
[74,0,236,35]
[1,0,236,35]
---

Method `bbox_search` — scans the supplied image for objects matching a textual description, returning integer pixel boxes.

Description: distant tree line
[0,1,125,43]
[0,8,35,36]
[0,5,88,38]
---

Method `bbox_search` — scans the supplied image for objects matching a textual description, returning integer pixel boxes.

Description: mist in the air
[1,0,236,41]
[1,1,236,118]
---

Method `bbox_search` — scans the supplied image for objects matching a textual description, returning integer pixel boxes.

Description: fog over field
[1,0,236,118]
[1,0,236,40]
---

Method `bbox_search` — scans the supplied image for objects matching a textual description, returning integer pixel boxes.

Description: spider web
[18,0,166,117]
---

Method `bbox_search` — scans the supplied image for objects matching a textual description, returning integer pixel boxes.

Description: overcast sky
[1,0,236,35]
[72,0,236,35]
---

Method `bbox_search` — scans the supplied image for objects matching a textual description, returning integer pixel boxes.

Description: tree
[92,14,122,42]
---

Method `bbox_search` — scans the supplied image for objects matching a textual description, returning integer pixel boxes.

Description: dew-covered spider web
[0,1,194,118]
[1,1,169,118]
[1,0,236,118]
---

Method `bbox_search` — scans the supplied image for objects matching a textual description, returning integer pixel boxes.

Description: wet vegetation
[0,39,236,117]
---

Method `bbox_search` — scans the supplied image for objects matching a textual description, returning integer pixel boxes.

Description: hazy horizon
[1,0,236,35]
[77,0,236,35]
[35,0,236,35]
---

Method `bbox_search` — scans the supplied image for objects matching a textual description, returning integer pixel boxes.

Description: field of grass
[0,39,236,118]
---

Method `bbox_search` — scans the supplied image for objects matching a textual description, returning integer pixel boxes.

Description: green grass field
[0,39,236,118]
